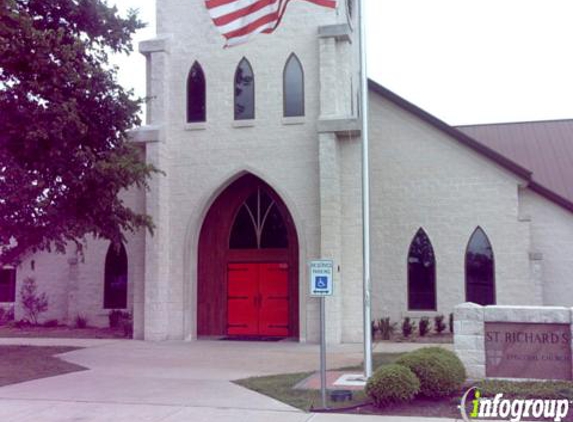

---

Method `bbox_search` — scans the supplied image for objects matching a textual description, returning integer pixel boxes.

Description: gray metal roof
[458,120,573,209]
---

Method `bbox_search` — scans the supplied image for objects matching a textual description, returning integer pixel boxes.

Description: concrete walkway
[0,338,458,422]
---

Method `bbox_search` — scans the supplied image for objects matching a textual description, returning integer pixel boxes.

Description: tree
[0,0,159,264]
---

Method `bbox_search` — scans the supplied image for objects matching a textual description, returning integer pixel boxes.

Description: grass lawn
[0,346,87,387]
[235,352,573,419]
[234,352,402,411]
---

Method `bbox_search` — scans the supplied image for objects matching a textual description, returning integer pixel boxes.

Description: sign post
[309,259,334,409]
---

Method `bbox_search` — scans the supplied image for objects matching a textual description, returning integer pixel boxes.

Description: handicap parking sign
[315,276,327,289]
[309,260,333,297]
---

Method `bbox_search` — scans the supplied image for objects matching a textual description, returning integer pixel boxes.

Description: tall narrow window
[283,54,304,117]
[187,61,206,122]
[0,267,16,302]
[230,188,288,249]
[234,58,255,120]
[466,227,495,305]
[408,228,436,310]
[104,243,128,309]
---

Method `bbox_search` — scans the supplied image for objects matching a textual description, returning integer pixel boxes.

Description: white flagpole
[358,0,373,379]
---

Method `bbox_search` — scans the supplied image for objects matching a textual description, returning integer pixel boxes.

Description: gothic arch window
[187,61,206,122]
[466,227,495,305]
[407,228,436,310]
[283,53,304,117]
[104,242,128,309]
[229,188,288,249]
[234,58,255,120]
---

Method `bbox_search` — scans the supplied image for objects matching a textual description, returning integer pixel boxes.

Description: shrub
[108,310,127,329]
[396,347,466,397]
[449,313,454,334]
[0,307,12,325]
[371,320,378,340]
[402,317,416,338]
[75,314,88,329]
[43,319,59,328]
[365,364,420,407]
[120,312,133,338]
[434,315,447,334]
[19,277,48,325]
[419,317,430,337]
[379,317,396,340]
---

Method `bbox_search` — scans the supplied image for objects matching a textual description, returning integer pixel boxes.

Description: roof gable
[368,80,573,214]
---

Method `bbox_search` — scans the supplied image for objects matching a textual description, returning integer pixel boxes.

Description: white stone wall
[520,190,573,307]
[368,93,540,326]
[454,302,573,380]
[9,183,146,331]
[144,0,355,341]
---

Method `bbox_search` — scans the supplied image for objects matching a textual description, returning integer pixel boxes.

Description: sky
[111,0,573,126]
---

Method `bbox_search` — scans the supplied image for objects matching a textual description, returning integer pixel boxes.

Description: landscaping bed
[0,325,127,339]
[0,346,87,387]
[236,350,573,420]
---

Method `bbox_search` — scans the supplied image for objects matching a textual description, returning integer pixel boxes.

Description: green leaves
[0,0,158,264]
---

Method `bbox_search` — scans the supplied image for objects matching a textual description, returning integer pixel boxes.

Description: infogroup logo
[459,387,570,422]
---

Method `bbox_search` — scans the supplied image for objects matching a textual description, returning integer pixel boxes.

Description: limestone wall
[454,302,573,380]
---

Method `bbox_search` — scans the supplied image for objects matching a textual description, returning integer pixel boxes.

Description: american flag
[206,0,337,47]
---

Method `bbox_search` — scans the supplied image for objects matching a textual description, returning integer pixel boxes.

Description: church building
[2,0,573,344]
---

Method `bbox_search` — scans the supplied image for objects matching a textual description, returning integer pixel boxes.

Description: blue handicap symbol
[315,276,328,289]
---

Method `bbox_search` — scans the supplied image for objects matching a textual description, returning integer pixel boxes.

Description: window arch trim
[407,228,437,311]
[465,226,496,306]
[283,53,305,117]
[104,242,128,309]
[187,61,206,123]
[234,57,255,120]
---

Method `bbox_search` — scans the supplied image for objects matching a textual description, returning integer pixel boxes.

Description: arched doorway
[197,174,299,338]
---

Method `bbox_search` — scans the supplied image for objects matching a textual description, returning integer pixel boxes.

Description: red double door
[227,263,289,337]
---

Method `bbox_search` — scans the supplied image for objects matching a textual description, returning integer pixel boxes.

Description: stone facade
[3,1,573,344]
[454,302,573,380]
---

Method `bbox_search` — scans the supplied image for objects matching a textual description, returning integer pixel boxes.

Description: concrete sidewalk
[0,338,458,422]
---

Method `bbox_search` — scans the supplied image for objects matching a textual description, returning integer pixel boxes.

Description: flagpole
[358,0,373,379]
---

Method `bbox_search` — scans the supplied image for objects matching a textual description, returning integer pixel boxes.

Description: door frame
[197,174,299,338]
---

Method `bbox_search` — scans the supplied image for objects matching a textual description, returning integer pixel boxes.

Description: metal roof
[368,80,573,214]
[458,120,573,211]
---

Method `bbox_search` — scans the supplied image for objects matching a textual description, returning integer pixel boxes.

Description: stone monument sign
[454,303,573,380]
[485,322,572,380]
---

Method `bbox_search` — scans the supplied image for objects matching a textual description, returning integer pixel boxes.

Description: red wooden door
[227,263,289,337]
[227,263,259,335]
[259,263,289,336]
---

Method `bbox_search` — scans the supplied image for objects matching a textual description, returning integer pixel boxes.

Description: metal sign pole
[320,296,327,408]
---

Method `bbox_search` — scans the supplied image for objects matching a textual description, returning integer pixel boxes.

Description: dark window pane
[234,58,255,120]
[261,204,288,248]
[229,189,288,249]
[0,268,16,302]
[229,205,257,249]
[466,227,495,305]
[104,243,128,309]
[284,54,304,117]
[408,229,436,310]
[187,61,206,122]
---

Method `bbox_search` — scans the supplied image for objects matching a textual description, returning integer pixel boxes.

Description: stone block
[455,303,484,322]
[459,320,484,336]
[455,334,484,351]
[484,305,570,323]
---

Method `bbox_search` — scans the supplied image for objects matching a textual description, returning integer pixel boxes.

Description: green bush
[419,317,430,336]
[365,364,420,407]
[401,317,416,338]
[379,317,396,340]
[449,313,454,334]
[434,314,447,334]
[396,347,466,397]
